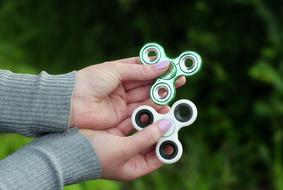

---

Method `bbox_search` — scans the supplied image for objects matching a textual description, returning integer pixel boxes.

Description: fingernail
[154,60,170,70]
[159,119,172,132]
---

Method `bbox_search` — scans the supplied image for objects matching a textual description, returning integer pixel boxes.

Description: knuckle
[139,65,150,76]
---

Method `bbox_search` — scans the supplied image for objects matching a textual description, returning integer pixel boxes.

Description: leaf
[249,61,283,92]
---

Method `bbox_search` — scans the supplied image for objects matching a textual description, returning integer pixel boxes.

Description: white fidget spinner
[131,99,197,164]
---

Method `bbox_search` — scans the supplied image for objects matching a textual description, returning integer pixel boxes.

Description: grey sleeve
[0,70,76,137]
[0,128,102,190]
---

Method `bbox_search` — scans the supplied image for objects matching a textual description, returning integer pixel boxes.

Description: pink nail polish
[154,60,170,70]
[159,119,172,132]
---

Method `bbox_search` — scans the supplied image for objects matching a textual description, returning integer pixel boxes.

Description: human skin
[80,117,173,181]
[71,57,186,130]
[71,57,186,180]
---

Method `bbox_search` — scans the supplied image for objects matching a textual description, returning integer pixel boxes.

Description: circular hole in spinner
[147,49,157,62]
[180,55,197,73]
[157,87,169,99]
[142,46,161,64]
[174,103,193,122]
[135,109,154,128]
[159,140,178,160]
[145,47,159,62]
[153,84,171,101]
[184,58,194,70]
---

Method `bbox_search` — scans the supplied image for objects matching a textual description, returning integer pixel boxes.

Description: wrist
[69,95,77,128]
[79,129,95,142]
[69,71,78,128]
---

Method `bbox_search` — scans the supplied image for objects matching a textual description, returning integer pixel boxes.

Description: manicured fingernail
[154,60,170,70]
[159,119,172,132]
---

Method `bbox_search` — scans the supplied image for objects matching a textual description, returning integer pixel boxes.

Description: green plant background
[0,0,283,189]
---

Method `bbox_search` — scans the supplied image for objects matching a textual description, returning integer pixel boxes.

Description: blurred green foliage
[0,0,283,189]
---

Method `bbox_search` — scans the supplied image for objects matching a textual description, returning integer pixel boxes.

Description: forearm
[0,70,76,137]
[0,128,101,190]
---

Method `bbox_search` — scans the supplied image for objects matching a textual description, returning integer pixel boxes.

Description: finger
[127,99,163,117]
[118,57,186,88]
[106,127,124,136]
[124,119,173,157]
[112,60,170,81]
[158,106,170,114]
[123,149,163,180]
[124,80,153,91]
[126,77,187,103]
[125,75,186,101]
[110,105,170,137]
[175,76,186,88]
[106,118,135,137]
[138,144,155,156]
[116,57,140,65]
[123,67,186,92]
[126,85,151,103]
[114,118,133,136]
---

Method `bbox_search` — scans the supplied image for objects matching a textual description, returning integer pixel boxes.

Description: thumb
[114,60,170,81]
[124,119,173,157]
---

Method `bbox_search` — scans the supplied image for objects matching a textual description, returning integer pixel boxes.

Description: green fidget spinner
[139,42,202,105]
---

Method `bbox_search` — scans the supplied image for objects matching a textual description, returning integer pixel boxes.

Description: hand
[71,57,186,129]
[80,108,173,181]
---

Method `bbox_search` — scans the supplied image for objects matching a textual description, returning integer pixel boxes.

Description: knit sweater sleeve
[0,128,102,190]
[0,70,76,137]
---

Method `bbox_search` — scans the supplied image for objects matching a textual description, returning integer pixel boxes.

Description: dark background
[0,0,283,189]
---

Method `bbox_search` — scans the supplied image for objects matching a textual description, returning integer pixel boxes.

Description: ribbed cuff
[0,70,76,137]
[27,128,102,185]
[0,128,101,190]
